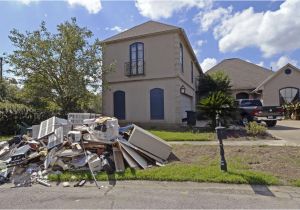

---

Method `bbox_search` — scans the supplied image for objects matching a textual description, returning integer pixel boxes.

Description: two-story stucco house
[102,21,202,126]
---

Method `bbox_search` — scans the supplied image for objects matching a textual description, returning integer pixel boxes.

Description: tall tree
[8,18,111,115]
[197,71,231,99]
[197,71,235,128]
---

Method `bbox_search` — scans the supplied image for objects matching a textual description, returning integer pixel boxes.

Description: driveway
[0,181,300,209]
[268,120,300,145]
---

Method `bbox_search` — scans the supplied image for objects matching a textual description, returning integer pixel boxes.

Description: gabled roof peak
[102,21,179,43]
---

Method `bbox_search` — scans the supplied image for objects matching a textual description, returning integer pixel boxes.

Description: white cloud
[68,0,102,14]
[196,39,206,47]
[135,0,212,20]
[200,57,217,72]
[212,0,300,57]
[18,0,35,5]
[17,0,102,14]
[105,26,128,33]
[271,56,298,70]
[194,6,232,31]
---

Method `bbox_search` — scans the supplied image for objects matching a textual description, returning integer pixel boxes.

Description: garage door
[181,95,193,119]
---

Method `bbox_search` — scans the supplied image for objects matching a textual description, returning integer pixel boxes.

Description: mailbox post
[215,112,227,172]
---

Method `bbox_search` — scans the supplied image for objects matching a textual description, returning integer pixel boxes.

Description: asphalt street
[0,181,300,209]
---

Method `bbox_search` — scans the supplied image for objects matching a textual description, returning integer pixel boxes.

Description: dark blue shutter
[150,88,164,120]
[114,91,125,120]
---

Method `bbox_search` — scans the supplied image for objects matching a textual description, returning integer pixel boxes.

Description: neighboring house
[254,64,300,106]
[206,58,274,100]
[102,21,202,126]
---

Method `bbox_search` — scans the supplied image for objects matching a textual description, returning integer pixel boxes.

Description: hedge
[0,102,51,135]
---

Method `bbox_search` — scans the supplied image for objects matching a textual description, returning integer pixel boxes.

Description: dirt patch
[172,145,300,183]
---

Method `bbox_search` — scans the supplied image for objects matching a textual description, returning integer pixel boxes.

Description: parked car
[235,99,284,127]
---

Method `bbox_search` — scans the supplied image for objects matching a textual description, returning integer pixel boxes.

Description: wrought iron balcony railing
[125,60,145,76]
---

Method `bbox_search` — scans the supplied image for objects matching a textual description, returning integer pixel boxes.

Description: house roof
[254,63,300,92]
[206,58,274,90]
[102,21,179,43]
[102,21,202,74]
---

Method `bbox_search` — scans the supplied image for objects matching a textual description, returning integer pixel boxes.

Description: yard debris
[0,114,172,188]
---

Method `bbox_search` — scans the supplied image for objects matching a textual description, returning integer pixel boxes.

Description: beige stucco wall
[175,33,200,90]
[262,68,300,106]
[102,31,201,125]
[103,32,178,83]
[103,78,182,124]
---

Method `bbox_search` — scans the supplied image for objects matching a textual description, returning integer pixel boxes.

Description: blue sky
[1,0,300,76]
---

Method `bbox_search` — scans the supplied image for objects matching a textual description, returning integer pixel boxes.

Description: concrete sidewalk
[0,181,300,208]
[169,139,299,146]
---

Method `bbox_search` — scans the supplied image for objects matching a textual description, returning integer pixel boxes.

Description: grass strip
[149,130,215,141]
[0,135,13,142]
[48,163,279,185]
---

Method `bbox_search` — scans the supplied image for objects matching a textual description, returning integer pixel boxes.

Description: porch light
[180,85,186,94]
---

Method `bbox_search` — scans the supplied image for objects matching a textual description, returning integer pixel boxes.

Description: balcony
[125,59,145,76]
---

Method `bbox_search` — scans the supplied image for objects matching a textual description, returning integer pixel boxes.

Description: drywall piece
[113,147,125,172]
[128,125,172,160]
[47,127,64,149]
[119,145,139,169]
[119,138,165,164]
[119,142,148,169]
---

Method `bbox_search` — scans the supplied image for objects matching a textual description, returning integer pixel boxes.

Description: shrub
[198,91,236,128]
[0,101,51,135]
[246,122,267,136]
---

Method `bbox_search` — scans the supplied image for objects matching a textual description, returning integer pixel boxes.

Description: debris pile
[0,114,172,187]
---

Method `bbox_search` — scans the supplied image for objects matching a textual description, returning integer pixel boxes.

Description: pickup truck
[236,99,284,127]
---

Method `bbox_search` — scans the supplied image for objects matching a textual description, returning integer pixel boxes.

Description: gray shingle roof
[206,58,274,90]
[102,21,179,43]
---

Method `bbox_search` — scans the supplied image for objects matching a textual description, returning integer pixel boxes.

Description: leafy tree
[8,18,112,115]
[0,79,20,103]
[197,71,235,127]
[197,71,231,99]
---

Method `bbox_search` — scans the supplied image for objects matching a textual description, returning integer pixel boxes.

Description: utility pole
[0,57,3,81]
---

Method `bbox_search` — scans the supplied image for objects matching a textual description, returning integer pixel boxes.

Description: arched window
[179,43,183,72]
[150,88,164,120]
[279,87,299,105]
[130,42,144,75]
[113,91,125,120]
[236,92,249,100]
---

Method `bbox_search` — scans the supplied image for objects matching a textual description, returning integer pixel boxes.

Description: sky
[0,0,300,77]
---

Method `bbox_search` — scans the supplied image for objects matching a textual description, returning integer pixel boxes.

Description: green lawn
[0,135,13,142]
[150,130,215,141]
[293,180,300,187]
[48,163,279,185]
